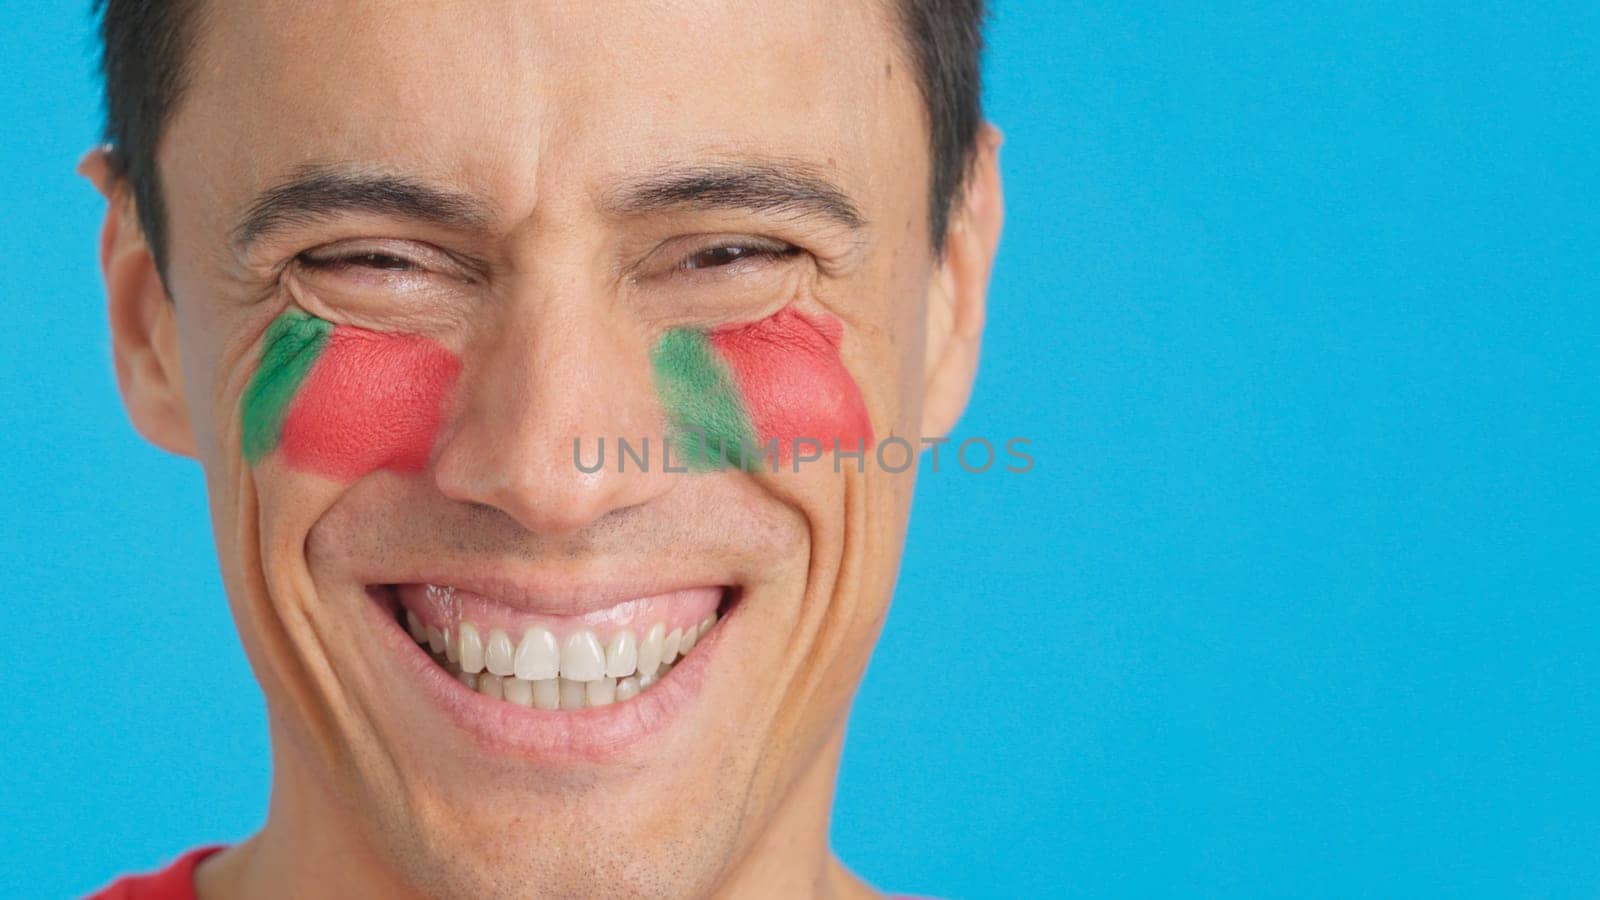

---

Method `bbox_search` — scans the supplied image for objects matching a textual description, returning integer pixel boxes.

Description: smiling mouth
[374,582,732,711]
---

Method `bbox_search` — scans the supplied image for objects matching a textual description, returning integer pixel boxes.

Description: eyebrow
[231,165,496,250]
[603,162,867,232]
[231,159,867,251]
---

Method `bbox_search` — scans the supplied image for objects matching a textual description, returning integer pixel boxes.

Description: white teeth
[477,673,505,700]
[605,630,638,678]
[503,676,534,707]
[485,629,515,676]
[637,623,665,679]
[616,676,641,701]
[513,627,559,681]
[406,610,427,643]
[559,678,587,710]
[458,623,485,674]
[586,677,617,707]
[560,630,606,681]
[431,615,715,708]
[532,678,560,710]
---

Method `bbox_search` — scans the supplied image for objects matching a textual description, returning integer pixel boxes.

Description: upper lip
[366,566,734,617]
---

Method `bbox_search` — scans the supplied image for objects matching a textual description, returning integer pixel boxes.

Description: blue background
[2,2,1595,897]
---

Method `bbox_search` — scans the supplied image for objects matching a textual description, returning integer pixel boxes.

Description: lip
[363,569,727,618]
[363,581,735,763]
[393,582,722,634]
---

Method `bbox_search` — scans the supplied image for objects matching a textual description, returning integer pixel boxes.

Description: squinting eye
[298,250,419,272]
[681,243,796,271]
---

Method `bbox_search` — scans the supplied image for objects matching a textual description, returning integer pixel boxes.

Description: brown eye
[298,250,419,272]
[348,252,416,270]
[681,243,796,271]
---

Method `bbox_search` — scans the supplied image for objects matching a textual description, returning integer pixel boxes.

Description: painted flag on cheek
[239,310,461,480]
[240,310,331,464]
[651,308,873,470]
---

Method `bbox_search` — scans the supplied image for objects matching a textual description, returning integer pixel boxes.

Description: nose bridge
[509,291,643,443]
[433,271,670,534]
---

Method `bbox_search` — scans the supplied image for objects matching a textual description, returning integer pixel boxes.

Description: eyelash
[296,250,418,272]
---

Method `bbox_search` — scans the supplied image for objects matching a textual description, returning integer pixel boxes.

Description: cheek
[709,308,874,451]
[280,329,460,480]
[241,311,460,480]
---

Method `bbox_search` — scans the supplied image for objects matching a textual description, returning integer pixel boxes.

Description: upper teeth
[405,608,718,710]
[514,627,560,680]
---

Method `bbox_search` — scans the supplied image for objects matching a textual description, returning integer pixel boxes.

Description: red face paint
[279,327,460,479]
[242,310,460,479]
[707,308,873,461]
[651,308,875,469]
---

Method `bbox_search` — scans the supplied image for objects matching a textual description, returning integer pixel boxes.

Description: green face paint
[651,327,759,470]
[239,309,461,478]
[240,309,333,464]
[651,309,874,471]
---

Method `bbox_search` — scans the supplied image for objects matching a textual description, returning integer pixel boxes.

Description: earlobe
[920,124,1005,440]
[84,148,197,458]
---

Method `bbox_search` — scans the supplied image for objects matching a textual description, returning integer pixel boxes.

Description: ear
[80,147,196,458]
[921,123,1004,440]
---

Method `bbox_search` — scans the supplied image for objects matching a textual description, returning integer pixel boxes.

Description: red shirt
[86,847,224,900]
[87,847,934,898]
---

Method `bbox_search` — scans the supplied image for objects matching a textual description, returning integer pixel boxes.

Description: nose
[432,282,673,535]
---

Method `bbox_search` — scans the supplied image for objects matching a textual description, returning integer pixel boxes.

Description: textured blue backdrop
[2,2,1595,897]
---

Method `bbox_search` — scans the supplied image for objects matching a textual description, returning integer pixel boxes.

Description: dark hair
[895,0,989,249]
[93,0,203,276]
[94,0,986,273]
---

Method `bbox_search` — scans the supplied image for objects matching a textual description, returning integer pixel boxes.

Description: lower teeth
[443,660,676,710]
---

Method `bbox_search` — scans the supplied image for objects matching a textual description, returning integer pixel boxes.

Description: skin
[83,2,1002,898]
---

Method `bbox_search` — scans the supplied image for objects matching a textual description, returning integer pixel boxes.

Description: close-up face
[95,1,999,898]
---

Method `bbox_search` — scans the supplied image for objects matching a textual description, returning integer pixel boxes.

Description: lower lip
[364,587,731,763]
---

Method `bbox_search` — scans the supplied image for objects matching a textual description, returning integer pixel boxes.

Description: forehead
[167,0,925,233]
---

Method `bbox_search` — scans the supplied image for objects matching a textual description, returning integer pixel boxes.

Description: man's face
[111,1,990,896]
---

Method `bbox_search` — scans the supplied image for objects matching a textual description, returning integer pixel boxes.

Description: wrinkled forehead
[161,0,928,247]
